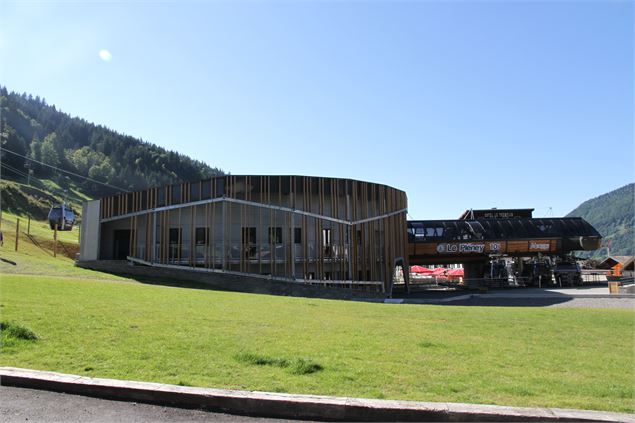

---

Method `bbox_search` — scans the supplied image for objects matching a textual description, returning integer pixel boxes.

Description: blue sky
[1,0,632,219]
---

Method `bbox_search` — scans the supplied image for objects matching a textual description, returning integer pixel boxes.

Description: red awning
[410,265,433,274]
[431,267,448,276]
[447,268,464,277]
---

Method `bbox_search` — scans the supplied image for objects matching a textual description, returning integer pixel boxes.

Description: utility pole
[14,218,19,251]
[0,126,3,231]
[53,225,58,258]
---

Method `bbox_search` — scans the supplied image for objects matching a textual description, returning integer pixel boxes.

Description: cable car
[48,204,76,231]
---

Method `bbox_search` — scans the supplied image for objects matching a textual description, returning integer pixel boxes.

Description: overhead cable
[1,147,129,193]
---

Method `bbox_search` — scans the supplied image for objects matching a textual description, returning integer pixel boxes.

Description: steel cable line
[0,161,80,207]
[1,147,129,193]
[1,161,31,179]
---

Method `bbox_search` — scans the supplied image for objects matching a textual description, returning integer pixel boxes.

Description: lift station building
[79,175,601,297]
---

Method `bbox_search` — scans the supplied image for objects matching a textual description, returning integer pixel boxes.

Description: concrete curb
[1,367,633,422]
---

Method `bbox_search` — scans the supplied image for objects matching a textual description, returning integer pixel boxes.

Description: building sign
[437,243,485,254]
[488,242,501,252]
[460,208,534,219]
[482,211,516,218]
[528,241,551,251]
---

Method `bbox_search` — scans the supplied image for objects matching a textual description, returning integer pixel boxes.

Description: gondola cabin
[48,204,76,231]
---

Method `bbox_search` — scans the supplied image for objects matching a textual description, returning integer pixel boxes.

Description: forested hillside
[0,87,223,202]
[567,183,634,257]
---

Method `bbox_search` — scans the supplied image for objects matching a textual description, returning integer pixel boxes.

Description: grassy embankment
[0,214,633,413]
[1,178,89,221]
[0,211,120,279]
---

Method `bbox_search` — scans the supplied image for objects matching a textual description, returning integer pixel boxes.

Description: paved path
[0,385,298,423]
[434,296,634,309]
[395,285,635,309]
[488,286,613,296]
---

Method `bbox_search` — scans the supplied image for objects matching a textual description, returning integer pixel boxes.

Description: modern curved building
[79,175,603,296]
[79,175,409,294]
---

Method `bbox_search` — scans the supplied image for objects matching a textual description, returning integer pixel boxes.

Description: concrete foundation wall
[79,200,101,261]
[76,260,386,300]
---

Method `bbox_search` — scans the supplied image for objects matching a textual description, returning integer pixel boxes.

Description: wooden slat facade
[99,175,408,293]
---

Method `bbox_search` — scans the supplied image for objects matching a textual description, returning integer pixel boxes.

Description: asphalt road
[0,385,303,422]
[436,296,635,308]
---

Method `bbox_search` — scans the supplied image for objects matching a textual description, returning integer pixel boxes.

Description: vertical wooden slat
[128,216,133,260]
[164,209,169,264]
[191,205,195,267]
[268,176,273,276]
[240,184,245,273]
[211,201,216,268]
[204,202,209,269]
[146,212,151,261]
[256,176,265,274]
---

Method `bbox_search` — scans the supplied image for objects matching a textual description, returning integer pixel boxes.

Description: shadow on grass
[235,352,323,375]
[437,296,575,307]
[0,257,18,265]
[1,321,38,341]
[398,286,617,307]
[104,271,233,293]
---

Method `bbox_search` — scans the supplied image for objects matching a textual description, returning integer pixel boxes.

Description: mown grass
[0,178,88,221]
[0,274,633,412]
[0,212,126,281]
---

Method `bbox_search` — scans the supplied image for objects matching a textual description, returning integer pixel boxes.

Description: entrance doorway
[113,230,131,260]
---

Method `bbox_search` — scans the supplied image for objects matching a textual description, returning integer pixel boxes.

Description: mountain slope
[566,183,634,256]
[0,87,224,208]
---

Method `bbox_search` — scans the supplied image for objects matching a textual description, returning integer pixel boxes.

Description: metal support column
[151,212,157,263]
[346,194,352,281]
[221,199,227,270]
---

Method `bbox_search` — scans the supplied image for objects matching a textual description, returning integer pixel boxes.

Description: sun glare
[98,49,112,62]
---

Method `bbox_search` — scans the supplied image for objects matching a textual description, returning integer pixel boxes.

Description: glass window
[169,228,180,245]
[171,185,182,205]
[215,178,225,196]
[242,227,257,244]
[48,207,62,220]
[268,227,282,244]
[195,227,208,245]
[190,182,200,202]
[157,188,166,207]
[322,228,332,245]
[201,180,212,199]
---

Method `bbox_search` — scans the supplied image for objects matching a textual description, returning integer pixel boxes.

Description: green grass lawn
[0,212,125,280]
[1,212,633,413]
[2,210,79,243]
[1,274,633,413]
